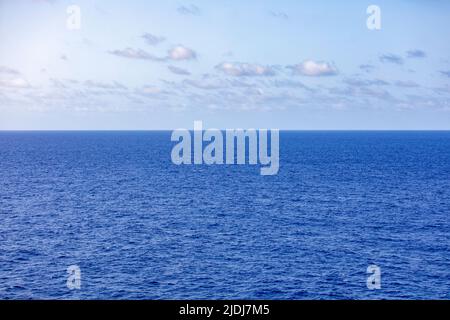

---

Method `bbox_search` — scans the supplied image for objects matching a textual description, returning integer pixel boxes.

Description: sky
[0,0,450,130]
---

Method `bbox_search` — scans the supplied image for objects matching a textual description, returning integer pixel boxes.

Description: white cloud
[0,67,30,88]
[168,46,197,61]
[110,46,197,62]
[0,78,30,88]
[288,60,338,76]
[215,62,276,77]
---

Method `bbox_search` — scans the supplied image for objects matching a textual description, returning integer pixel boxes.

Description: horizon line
[1,129,450,132]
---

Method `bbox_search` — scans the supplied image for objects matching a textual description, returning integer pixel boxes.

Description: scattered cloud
[270,11,288,20]
[440,70,450,77]
[108,48,166,61]
[0,66,30,89]
[183,78,226,90]
[223,51,233,57]
[50,78,70,89]
[142,33,165,46]
[32,0,56,4]
[0,77,30,89]
[60,54,68,61]
[168,65,191,75]
[433,85,450,95]
[287,60,338,76]
[82,38,93,47]
[167,45,197,60]
[109,45,197,62]
[359,87,395,101]
[270,79,312,91]
[177,4,200,16]
[84,80,127,90]
[0,66,21,75]
[379,54,404,65]
[359,64,375,73]
[344,78,389,87]
[215,62,276,77]
[227,78,259,88]
[328,82,398,103]
[406,50,426,59]
[138,85,164,95]
[395,80,419,88]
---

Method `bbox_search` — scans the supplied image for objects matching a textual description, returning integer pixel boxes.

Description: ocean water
[0,131,449,300]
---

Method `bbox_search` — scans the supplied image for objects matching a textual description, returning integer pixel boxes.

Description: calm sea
[0,131,449,299]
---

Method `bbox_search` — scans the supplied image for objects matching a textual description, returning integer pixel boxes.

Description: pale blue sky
[0,0,449,129]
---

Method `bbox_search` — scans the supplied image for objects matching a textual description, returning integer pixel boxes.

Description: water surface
[0,131,449,299]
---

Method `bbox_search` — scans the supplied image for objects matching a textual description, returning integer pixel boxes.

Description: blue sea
[0,131,449,300]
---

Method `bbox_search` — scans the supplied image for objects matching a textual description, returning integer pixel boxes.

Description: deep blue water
[0,131,449,300]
